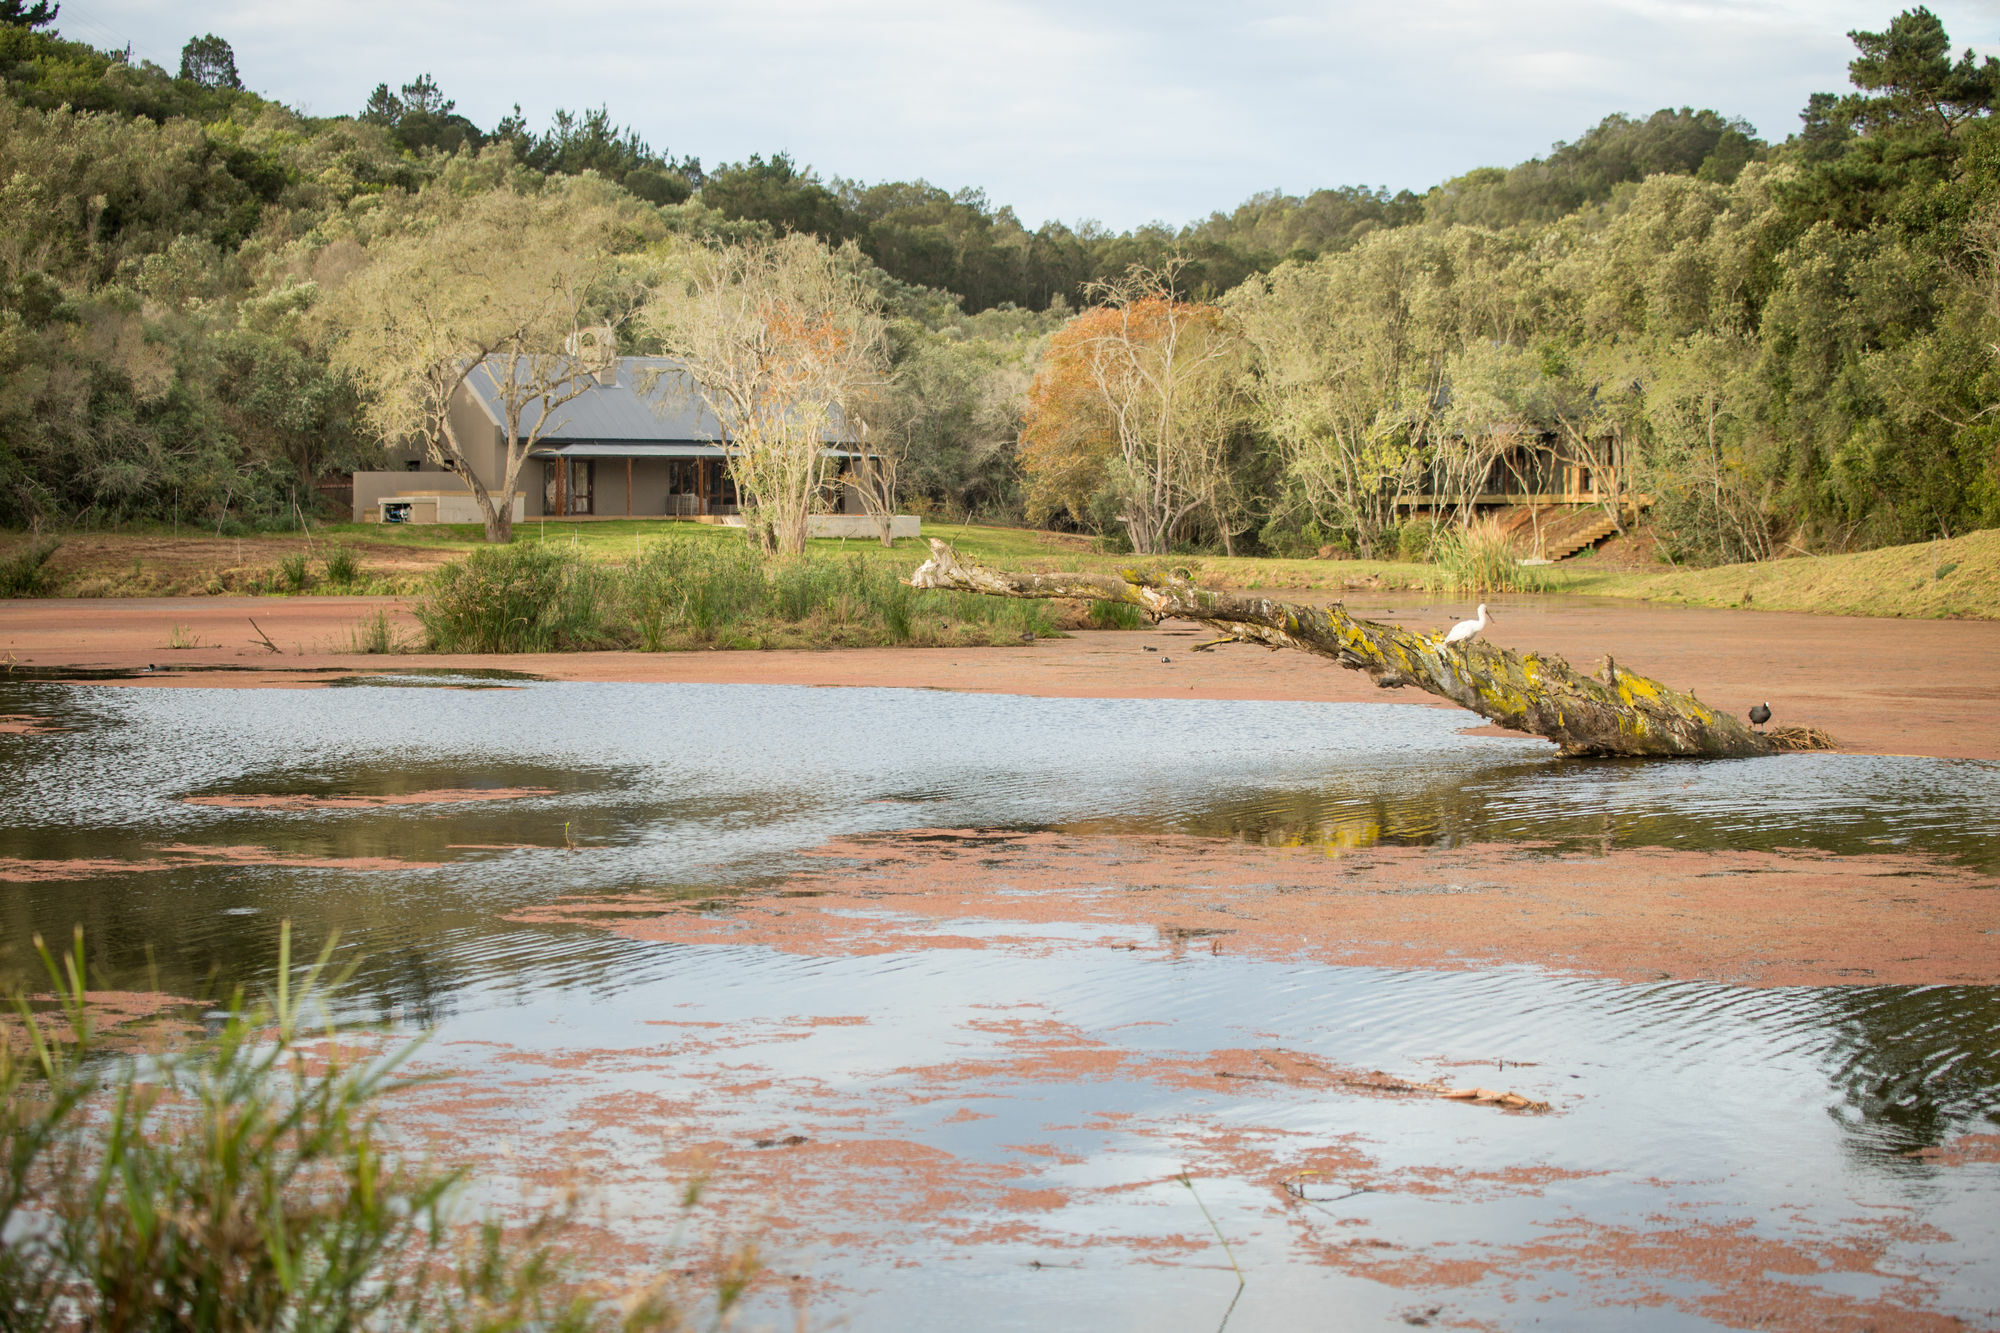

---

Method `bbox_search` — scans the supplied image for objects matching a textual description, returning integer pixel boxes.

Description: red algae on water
[0,844,443,881]
[183,787,555,810]
[510,828,2000,988]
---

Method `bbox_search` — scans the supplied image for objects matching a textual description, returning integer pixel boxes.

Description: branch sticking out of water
[1177,1172,1245,1290]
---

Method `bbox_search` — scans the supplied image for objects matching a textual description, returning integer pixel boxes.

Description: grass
[1430,518,1552,595]
[165,624,204,650]
[346,609,403,654]
[0,538,61,596]
[1,927,747,1330]
[277,550,311,592]
[8,515,1997,620]
[1559,526,2000,619]
[415,537,1061,653]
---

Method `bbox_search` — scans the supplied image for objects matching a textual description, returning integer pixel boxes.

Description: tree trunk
[909,539,1817,759]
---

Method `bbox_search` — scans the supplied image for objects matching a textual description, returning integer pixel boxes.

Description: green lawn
[10,517,1996,620]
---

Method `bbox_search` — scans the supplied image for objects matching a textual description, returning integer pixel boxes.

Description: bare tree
[641,234,886,556]
[326,186,630,541]
[839,382,908,547]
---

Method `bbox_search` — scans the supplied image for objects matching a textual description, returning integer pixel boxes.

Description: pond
[2,676,1996,1328]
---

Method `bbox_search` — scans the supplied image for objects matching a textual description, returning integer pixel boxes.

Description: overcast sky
[49,0,2000,231]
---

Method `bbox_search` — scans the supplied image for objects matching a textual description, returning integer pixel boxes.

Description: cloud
[59,0,1999,230]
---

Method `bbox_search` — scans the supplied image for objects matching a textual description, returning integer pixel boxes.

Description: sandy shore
[3,593,1997,759]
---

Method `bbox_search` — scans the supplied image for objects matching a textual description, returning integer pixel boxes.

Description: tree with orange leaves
[1019,263,1246,554]
[642,234,885,555]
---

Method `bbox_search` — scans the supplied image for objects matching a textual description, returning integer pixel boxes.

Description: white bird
[1441,603,1490,646]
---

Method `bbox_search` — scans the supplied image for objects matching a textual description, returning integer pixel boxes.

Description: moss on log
[910,539,1816,759]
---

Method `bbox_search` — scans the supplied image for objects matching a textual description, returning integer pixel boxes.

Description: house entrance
[542,459,594,516]
[663,458,738,516]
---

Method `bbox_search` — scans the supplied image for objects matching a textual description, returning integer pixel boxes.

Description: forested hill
[0,8,1996,558]
[2,21,1771,316]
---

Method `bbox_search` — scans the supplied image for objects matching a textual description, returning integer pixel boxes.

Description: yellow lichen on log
[908,539,1824,759]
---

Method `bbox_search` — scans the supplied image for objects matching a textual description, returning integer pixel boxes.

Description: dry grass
[1563,527,2000,620]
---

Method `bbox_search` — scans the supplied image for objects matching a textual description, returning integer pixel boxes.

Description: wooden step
[1546,516,1620,561]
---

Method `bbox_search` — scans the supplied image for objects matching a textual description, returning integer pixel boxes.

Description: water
[2,677,1997,1327]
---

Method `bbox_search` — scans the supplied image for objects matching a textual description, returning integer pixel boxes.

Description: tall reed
[1432,518,1551,594]
[0,927,741,1330]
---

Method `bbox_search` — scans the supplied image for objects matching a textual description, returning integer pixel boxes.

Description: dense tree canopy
[0,7,1992,563]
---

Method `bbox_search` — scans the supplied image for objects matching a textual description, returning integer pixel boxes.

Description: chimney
[564,324,617,386]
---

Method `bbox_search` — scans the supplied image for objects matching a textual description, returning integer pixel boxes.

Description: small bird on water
[1441,604,1490,646]
[1748,701,1771,732]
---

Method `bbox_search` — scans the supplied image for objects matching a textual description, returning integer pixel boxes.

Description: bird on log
[908,539,1830,760]
[1749,702,1772,732]
[1442,604,1490,645]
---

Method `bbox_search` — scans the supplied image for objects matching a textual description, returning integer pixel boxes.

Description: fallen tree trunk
[910,539,1824,758]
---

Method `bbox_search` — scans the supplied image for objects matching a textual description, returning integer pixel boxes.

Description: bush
[420,536,1062,653]
[1395,518,1438,562]
[628,537,768,648]
[1,928,734,1330]
[278,551,311,592]
[1432,518,1550,593]
[0,539,62,597]
[414,543,614,652]
[323,546,360,586]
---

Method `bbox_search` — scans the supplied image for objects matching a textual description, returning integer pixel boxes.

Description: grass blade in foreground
[0,925,751,1331]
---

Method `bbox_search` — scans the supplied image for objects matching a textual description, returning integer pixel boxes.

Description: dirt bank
[3,594,1998,759]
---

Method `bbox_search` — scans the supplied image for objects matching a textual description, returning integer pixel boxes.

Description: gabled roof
[462,355,855,446]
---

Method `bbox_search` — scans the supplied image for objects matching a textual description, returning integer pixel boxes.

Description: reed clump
[323,546,360,587]
[1,927,744,1330]
[418,537,1059,653]
[1431,518,1552,594]
[0,538,62,597]
[414,543,620,653]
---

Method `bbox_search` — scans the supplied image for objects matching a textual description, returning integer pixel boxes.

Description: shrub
[1432,518,1550,593]
[323,547,360,586]
[0,539,62,597]
[0,928,734,1330]
[1395,518,1438,562]
[414,543,613,652]
[278,551,310,592]
[627,537,767,648]
[422,535,1064,652]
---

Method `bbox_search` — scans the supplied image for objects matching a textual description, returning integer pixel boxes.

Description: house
[350,354,916,537]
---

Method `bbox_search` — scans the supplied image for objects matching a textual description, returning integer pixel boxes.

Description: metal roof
[527,442,728,459]
[465,356,858,446]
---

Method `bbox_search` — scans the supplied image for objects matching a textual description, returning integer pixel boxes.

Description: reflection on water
[1,677,1996,1324]
[4,678,1995,1001]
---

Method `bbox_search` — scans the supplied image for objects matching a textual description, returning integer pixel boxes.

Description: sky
[48,0,2000,232]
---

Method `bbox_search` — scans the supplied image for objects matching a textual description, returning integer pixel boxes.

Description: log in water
[910,538,1828,758]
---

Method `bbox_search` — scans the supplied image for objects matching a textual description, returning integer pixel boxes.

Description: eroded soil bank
[4,593,1998,759]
